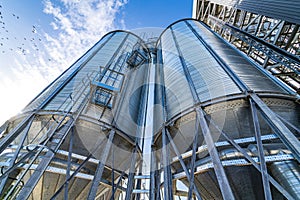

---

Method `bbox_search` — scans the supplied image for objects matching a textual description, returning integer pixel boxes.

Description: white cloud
[42,0,128,67]
[50,22,59,30]
[0,0,128,125]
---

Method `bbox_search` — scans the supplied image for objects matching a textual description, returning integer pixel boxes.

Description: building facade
[0,18,299,200]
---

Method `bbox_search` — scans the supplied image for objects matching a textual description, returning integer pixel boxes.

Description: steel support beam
[263,20,283,40]
[51,130,122,200]
[149,145,162,200]
[162,127,173,200]
[243,14,261,31]
[284,25,299,50]
[188,116,201,200]
[250,93,300,162]
[4,115,72,199]
[194,1,299,91]
[149,146,157,200]
[16,150,56,200]
[196,108,235,200]
[87,129,115,200]
[0,116,34,195]
[165,129,202,200]
[0,114,35,153]
[124,145,138,200]
[206,115,296,200]
[250,99,272,200]
[51,153,93,199]
[110,147,115,200]
[134,157,145,200]
[275,113,300,134]
[110,170,126,200]
[64,127,74,200]
[16,80,92,199]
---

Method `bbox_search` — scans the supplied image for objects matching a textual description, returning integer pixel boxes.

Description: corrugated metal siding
[159,30,195,120]
[153,60,166,135]
[237,0,300,24]
[22,35,112,113]
[157,19,290,122]
[172,22,241,102]
[114,63,149,138]
[25,31,150,140]
[209,0,239,7]
[209,0,300,24]
[43,33,127,112]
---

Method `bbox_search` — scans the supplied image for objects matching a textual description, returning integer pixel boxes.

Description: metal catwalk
[0,19,299,199]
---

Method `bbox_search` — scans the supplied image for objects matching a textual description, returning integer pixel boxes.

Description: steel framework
[0,31,149,199]
[193,0,300,93]
[152,19,300,200]
[0,14,299,200]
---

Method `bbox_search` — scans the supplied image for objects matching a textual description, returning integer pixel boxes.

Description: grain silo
[0,31,150,199]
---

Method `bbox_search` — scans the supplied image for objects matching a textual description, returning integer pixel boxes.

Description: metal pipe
[269,160,300,199]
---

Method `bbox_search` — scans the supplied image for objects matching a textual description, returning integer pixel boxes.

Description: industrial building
[0,1,299,199]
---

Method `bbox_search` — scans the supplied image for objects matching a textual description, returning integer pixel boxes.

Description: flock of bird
[0,4,44,56]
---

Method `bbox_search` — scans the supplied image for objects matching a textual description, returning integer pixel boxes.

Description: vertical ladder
[132,174,151,196]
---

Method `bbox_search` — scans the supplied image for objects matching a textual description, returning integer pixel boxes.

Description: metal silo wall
[154,19,300,199]
[158,29,194,120]
[0,31,150,199]
[20,31,149,142]
[22,34,112,113]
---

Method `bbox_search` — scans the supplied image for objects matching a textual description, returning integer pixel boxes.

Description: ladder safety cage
[126,43,148,68]
[90,66,125,108]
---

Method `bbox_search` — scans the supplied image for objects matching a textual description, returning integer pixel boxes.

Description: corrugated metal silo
[152,19,300,200]
[0,31,150,199]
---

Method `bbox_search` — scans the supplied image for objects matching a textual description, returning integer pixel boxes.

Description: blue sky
[0,0,193,125]
[122,0,193,29]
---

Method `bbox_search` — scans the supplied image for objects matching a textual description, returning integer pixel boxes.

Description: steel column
[150,146,159,200]
[124,145,138,200]
[171,21,235,199]
[110,170,126,200]
[64,127,74,200]
[87,129,115,200]
[275,113,300,134]
[51,153,94,199]
[206,115,296,200]
[5,116,73,199]
[196,108,235,200]
[50,129,119,200]
[165,129,202,200]
[250,93,300,162]
[284,24,299,50]
[0,116,34,195]
[0,115,34,153]
[16,80,92,199]
[162,127,173,200]
[110,146,115,200]
[250,99,272,200]
[188,115,200,200]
